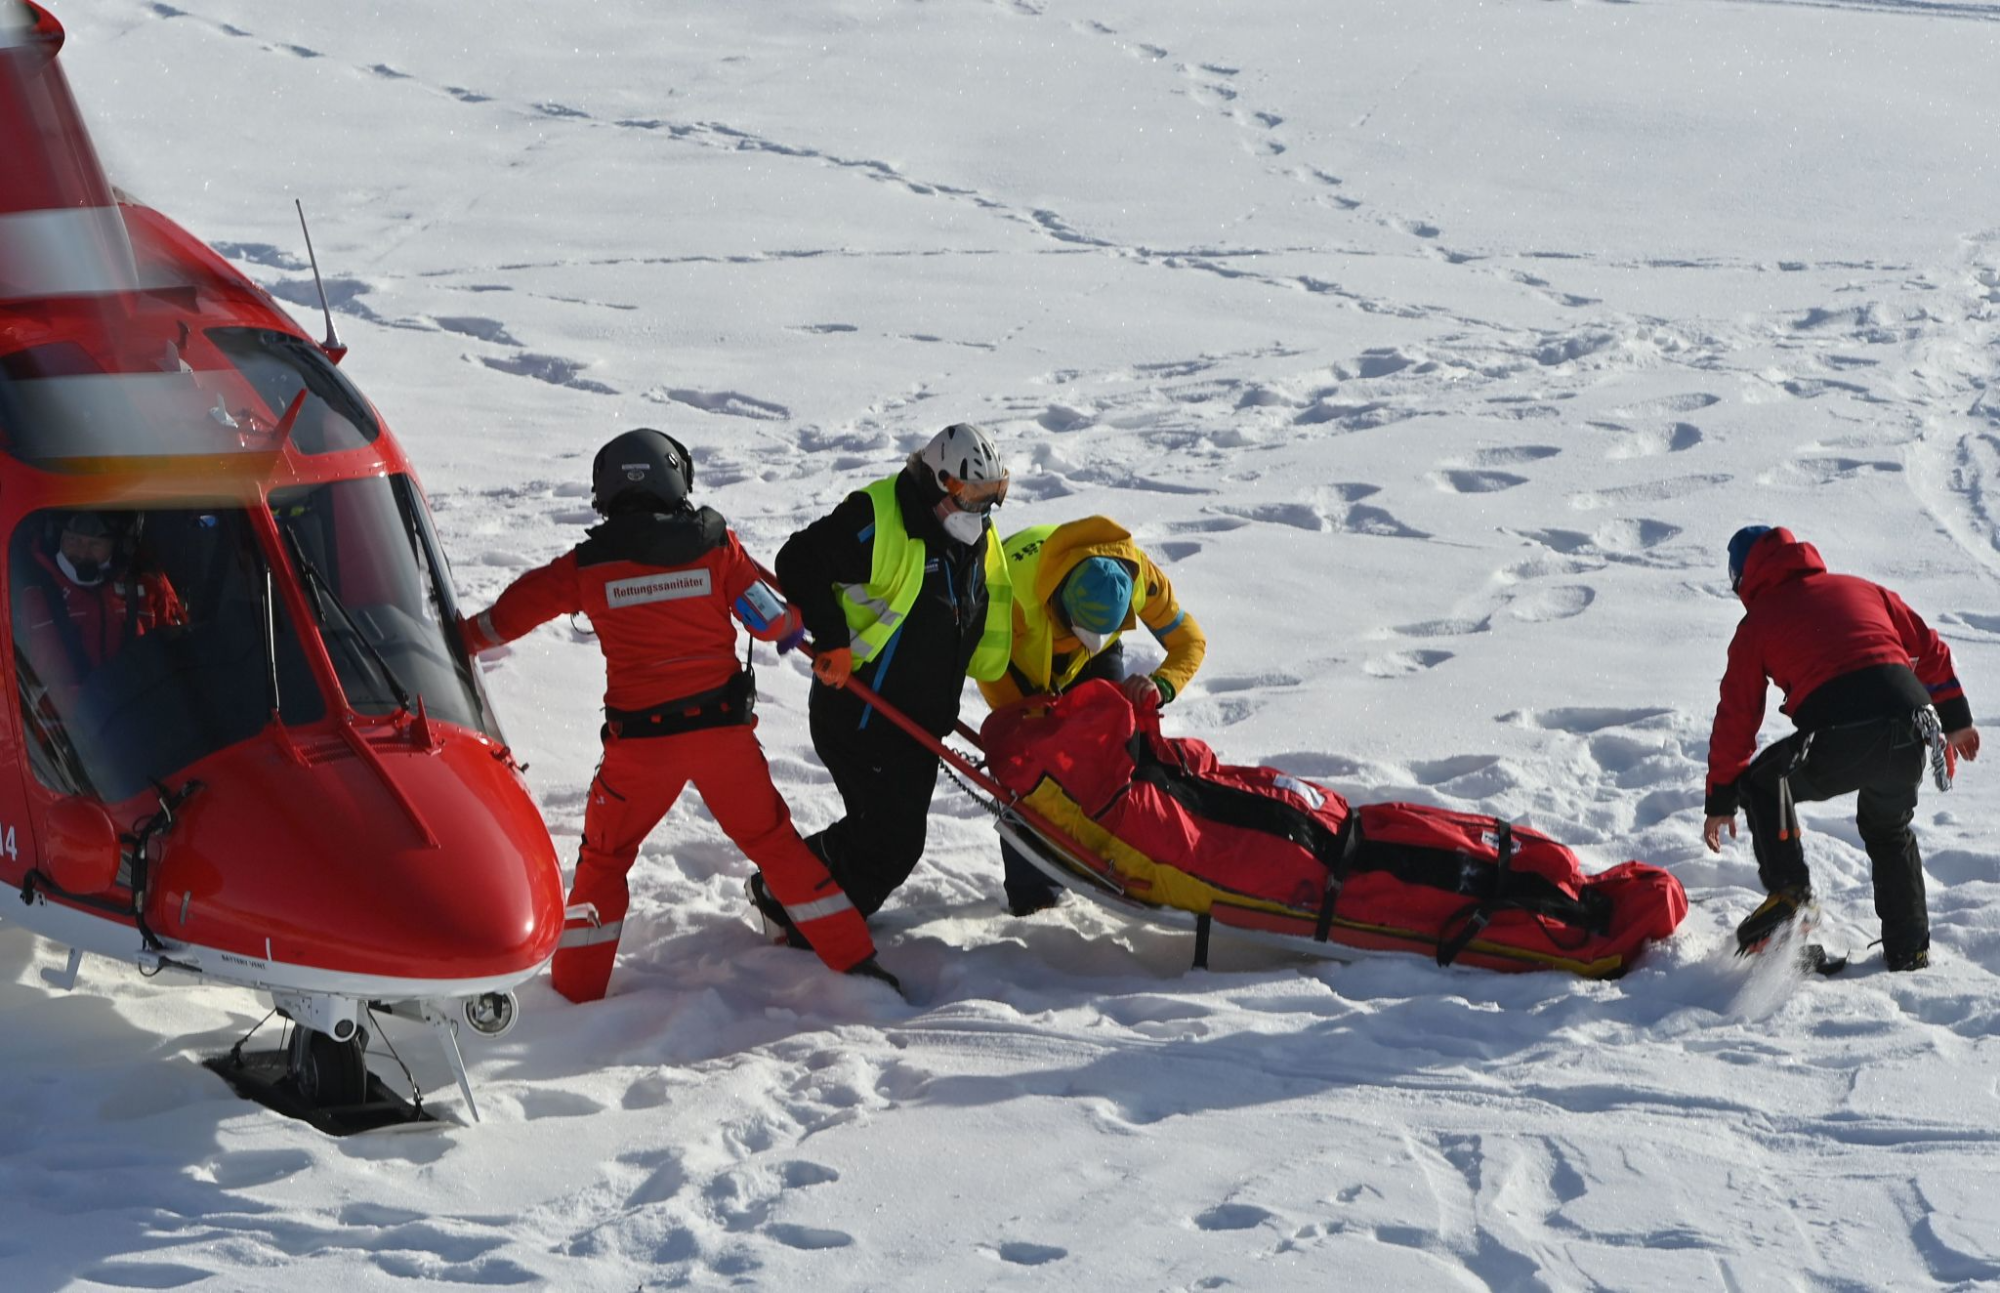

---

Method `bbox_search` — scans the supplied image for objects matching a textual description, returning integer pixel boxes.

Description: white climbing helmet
[909,422,1009,512]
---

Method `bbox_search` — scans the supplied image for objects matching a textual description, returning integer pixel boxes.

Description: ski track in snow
[10,1,2000,1289]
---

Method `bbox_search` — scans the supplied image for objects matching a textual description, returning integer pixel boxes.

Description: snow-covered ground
[8,0,2000,1287]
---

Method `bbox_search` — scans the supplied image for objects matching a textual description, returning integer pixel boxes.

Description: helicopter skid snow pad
[203,1050,438,1136]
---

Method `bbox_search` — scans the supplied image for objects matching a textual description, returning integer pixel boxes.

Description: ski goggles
[943,471,1009,514]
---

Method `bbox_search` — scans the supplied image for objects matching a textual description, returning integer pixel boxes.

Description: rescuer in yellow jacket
[979,515,1207,913]
[978,516,1206,711]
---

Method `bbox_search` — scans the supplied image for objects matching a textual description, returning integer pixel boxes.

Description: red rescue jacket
[1707,529,1965,801]
[18,551,185,690]
[462,508,800,712]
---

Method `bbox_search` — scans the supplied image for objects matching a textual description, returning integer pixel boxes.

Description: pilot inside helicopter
[16,509,185,693]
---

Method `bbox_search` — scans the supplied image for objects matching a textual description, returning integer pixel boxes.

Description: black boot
[1883,944,1930,972]
[747,874,811,951]
[1001,836,1062,916]
[1735,884,1813,956]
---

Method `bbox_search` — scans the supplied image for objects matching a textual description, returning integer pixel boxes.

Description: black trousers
[807,698,943,917]
[1000,643,1129,908]
[1739,714,1928,956]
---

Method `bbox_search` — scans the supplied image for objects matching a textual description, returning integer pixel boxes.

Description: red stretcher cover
[982,681,1686,977]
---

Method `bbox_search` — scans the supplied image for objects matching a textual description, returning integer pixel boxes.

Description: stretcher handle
[748,557,988,751]
[750,555,1123,888]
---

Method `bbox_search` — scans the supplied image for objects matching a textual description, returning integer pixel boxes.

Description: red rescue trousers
[552,723,874,1001]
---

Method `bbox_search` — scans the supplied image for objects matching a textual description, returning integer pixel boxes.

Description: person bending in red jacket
[461,428,892,1001]
[1702,525,1979,970]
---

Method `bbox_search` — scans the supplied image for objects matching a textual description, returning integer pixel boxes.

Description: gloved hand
[846,956,905,1000]
[1119,673,1162,709]
[813,646,854,688]
[456,613,488,656]
[763,605,807,655]
[1947,726,1980,764]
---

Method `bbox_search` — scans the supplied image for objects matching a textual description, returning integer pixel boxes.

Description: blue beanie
[1727,525,1774,590]
[1061,557,1133,636]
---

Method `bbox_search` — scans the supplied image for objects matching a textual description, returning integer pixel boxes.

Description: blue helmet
[1060,557,1133,636]
[1727,525,1774,591]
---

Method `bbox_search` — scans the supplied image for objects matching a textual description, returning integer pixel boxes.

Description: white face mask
[56,551,105,587]
[940,507,986,546]
[1072,626,1111,656]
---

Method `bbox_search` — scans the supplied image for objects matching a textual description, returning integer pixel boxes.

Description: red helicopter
[0,2,566,1128]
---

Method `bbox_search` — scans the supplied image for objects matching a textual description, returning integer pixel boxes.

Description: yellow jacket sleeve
[1136,555,1205,700]
[978,671,1028,709]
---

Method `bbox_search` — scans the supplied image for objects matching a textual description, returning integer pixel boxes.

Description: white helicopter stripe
[0,206,141,299]
[9,896,550,1003]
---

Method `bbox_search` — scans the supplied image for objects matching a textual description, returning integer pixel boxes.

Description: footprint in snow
[781,1160,840,1188]
[655,388,790,421]
[1570,474,1730,510]
[619,1149,688,1207]
[1205,672,1303,693]
[1469,444,1560,467]
[1167,516,1251,535]
[1392,616,1490,639]
[1214,502,1326,531]
[1363,649,1452,677]
[1594,420,1703,458]
[1193,1203,1276,1232]
[765,1224,853,1250]
[993,1241,1068,1265]
[1500,705,1674,734]
[78,1262,215,1289]
[1434,469,1527,494]
[1609,392,1721,418]
[480,353,615,395]
[1778,457,1902,485]
[1504,584,1595,622]
[1592,517,1681,552]
[1037,403,1095,431]
[1411,754,1500,786]
[434,316,520,346]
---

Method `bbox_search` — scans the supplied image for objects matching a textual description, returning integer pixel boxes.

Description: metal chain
[940,747,1008,820]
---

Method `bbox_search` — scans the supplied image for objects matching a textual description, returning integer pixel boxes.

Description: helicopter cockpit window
[270,474,501,740]
[10,505,326,804]
[203,327,378,455]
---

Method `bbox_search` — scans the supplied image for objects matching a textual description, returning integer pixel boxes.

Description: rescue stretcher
[837,671,1687,979]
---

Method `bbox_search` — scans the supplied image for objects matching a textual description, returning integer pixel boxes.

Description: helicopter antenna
[293,199,347,361]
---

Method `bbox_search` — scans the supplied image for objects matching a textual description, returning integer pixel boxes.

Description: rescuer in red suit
[461,429,893,1001]
[1702,525,1979,970]
[18,510,185,694]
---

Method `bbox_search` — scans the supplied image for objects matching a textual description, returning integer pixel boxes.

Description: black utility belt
[604,670,756,740]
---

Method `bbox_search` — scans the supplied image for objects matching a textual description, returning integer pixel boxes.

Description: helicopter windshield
[10,504,325,804]
[0,324,377,466]
[270,474,500,738]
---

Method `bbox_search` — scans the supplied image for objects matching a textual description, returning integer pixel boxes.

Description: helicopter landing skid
[203,1044,433,1136]
[204,1007,437,1136]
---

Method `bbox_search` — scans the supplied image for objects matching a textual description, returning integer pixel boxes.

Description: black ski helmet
[591,428,694,514]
